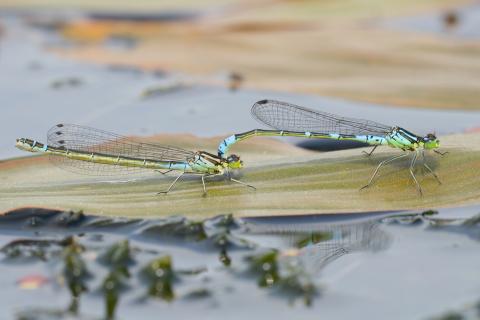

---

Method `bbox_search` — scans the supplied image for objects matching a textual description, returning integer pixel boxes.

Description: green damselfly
[16,124,255,195]
[218,99,447,194]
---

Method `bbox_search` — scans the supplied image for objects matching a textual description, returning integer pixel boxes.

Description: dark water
[0,207,479,320]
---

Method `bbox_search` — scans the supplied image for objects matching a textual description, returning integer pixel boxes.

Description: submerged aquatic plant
[1,239,58,262]
[246,250,318,306]
[205,214,254,266]
[247,250,281,288]
[99,240,135,269]
[102,268,130,320]
[99,240,134,319]
[0,236,80,262]
[143,214,253,267]
[143,217,207,242]
[62,237,90,314]
[0,210,427,317]
[141,255,176,302]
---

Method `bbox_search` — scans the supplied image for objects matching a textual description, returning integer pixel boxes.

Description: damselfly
[218,100,447,194]
[16,124,255,195]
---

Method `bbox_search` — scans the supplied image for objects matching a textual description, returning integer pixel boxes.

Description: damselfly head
[422,133,440,149]
[225,154,243,169]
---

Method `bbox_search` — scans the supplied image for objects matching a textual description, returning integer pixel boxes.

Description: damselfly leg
[362,145,378,157]
[434,150,449,156]
[230,178,256,190]
[421,151,442,185]
[157,172,185,195]
[409,151,423,195]
[201,175,207,195]
[361,153,409,190]
[155,169,174,175]
[203,174,256,192]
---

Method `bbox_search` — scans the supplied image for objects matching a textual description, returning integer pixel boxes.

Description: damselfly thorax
[385,127,420,151]
[189,151,227,175]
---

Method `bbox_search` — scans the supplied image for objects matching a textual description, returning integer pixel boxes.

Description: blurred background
[1,0,480,159]
[1,3,480,320]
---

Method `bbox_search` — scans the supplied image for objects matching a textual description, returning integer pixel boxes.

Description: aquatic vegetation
[247,250,281,288]
[203,214,255,266]
[99,240,135,269]
[1,239,63,262]
[245,250,318,305]
[62,238,90,314]
[0,208,478,318]
[143,217,207,242]
[140,255,176,301]
[99,240,135,318]
[102,268,130,320]
[143,214,254,267]
[218,248,231,266]
[275,271,317,307]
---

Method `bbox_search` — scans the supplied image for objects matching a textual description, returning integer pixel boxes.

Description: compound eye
[227,155,239,162]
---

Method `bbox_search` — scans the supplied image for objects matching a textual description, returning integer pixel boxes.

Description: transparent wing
[251,100,392,136]
[46,124,196,176]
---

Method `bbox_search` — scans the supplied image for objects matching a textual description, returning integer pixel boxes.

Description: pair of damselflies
[16,100,445,195]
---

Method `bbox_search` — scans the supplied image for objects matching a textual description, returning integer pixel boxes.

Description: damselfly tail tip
[15,138,32,151]
[15,137,27,145]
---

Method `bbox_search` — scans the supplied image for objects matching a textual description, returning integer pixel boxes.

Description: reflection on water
[0,208,478,319]
[244,216,392,274]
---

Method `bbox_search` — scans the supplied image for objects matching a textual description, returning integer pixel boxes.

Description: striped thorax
[386,127,440,151]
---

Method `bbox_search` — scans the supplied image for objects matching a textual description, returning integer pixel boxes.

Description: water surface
[0,206,478,320]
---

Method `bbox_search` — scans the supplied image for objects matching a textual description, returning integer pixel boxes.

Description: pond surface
[0,206,478,320]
